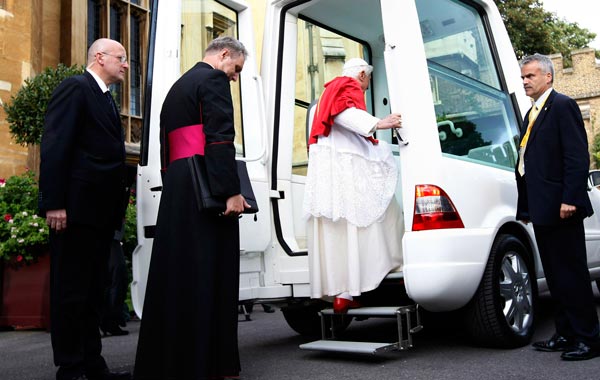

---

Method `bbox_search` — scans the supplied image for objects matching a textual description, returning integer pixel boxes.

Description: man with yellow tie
[515,53,600,360]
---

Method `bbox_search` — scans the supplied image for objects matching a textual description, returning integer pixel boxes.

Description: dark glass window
[87,0,101,49]
[110,5,123,108]
[416,0,520,169]
[130,13,142,116]
[86,0,150,146]
[110,5,122,41]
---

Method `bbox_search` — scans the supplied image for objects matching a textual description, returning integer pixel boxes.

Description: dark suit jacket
[39,71,126,230]
[515,89,593,225]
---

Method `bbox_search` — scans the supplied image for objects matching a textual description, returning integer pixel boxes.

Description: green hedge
[3,64,85,146]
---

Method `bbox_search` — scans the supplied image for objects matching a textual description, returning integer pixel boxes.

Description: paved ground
[2,294,600,380]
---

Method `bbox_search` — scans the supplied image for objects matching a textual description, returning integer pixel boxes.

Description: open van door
[131,0,270,317]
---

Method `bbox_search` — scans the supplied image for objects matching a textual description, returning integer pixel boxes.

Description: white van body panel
[134,1,600,345]
[130,0,183,317]
[131,0,275,316]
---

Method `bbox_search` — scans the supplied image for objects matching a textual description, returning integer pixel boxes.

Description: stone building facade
[550,48,600,156]
[0,0,269,179]
[0,0,62,177]
[0,0,152,179]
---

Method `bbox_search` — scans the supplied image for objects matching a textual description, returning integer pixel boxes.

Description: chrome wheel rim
[499,251,533,334]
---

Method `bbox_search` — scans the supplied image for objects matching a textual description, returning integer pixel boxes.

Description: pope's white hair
[342,58,373,79]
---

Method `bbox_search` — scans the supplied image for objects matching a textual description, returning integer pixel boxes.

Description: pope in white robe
[304,58,404,313]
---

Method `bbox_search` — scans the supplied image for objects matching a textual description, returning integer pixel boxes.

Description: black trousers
[534,220,600,345]
[102,238,129,329]
[50,223,113,380]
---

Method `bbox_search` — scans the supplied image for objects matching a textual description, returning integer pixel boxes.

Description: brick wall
[550,48,600,152]
[0,0,60,178]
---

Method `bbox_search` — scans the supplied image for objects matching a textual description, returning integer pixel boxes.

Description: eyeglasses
[100,52,128,64]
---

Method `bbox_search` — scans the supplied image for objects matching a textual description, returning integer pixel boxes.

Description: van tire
[282,300,352,337]
[464,234,537,348]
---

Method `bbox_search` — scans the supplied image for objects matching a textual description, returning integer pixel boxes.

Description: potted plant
[0,170,49,264]
[0,63,84,329]
[0,170,51,329]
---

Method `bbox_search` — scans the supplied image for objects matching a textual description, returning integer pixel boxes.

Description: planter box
[0,254,50,330]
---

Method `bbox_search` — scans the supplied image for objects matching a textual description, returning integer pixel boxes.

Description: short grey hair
[205,36,248,59]
[520,53,554,84]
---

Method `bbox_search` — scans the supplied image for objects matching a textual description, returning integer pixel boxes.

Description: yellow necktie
[517,102,544,176]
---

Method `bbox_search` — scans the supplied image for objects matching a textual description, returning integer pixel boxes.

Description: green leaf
[2,64,85,146]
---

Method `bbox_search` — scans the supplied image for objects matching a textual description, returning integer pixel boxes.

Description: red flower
[4,214,12,221]
[16,255,23,262]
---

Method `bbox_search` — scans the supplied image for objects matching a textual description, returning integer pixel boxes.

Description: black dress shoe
[86,369,131,380]
[532,334,573,352]
[561,342,600,361]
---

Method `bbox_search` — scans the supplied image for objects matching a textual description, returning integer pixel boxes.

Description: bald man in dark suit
[516,53,600,361]
[39,38,131,380]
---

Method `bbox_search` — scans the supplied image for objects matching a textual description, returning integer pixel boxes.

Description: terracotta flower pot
[0,253,51,330]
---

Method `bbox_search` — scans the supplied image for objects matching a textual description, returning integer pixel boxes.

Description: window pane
[107,5,123,110]
[130,13,142,116]
[293,20,368,175]
[87,0,101,48]
[181,0,243,155]
[417,0,500,89]
[110,5,122,41]
[430,63,519,168]
[417,0,519,169]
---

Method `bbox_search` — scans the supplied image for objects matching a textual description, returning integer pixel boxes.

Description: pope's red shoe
[333,297,361,314]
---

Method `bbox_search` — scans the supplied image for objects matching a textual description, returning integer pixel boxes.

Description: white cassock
[304,107,403,299]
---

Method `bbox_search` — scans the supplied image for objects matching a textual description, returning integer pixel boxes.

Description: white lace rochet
[303,143,397,228]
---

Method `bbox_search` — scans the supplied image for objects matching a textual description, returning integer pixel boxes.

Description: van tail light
[412,184,464,231]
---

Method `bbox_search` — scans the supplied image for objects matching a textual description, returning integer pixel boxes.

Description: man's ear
[220,48,230,60]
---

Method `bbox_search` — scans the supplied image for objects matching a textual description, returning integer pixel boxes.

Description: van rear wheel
[464,234,536,347]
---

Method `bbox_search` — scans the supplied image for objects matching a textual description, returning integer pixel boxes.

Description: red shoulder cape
[308,76,377,145]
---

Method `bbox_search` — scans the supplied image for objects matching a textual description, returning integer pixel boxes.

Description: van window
[417,0,520,169]
[292,20,369,175]
[180,0,245,156]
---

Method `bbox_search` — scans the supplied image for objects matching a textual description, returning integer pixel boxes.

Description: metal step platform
[299,305,422,355]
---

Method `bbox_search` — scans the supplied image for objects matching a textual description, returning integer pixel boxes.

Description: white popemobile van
[132,0,600,354]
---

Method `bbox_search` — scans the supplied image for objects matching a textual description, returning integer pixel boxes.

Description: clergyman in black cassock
[134,36,250,379]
